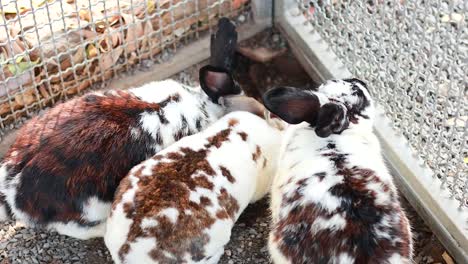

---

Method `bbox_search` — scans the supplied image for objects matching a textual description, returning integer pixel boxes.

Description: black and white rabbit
[262,79,412,264]
[0,18,263,239]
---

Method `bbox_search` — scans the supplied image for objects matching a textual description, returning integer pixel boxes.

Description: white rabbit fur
[264,79,412,264]
[105,111,283,263]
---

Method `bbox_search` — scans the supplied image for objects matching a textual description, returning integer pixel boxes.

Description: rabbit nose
[218,97,227,106]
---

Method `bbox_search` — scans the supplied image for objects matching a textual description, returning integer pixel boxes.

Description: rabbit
[262,79,412,264]
[104,110,284,264]
[0,18,264,240]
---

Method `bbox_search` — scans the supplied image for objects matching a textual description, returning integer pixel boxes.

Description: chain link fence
[294,0,467,209]
[0,0,251,133]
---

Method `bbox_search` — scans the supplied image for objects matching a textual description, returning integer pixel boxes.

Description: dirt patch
[234,29,317,101]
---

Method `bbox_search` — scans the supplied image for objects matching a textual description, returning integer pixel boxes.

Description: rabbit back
[105,111,282,263]
[269,128,412,264]
[0,80,218,239]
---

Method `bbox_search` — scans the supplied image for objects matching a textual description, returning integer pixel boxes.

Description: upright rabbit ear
[315,103,349,137]
[210,17,237,72]
[262,87,321,125]
[199,65,241,103]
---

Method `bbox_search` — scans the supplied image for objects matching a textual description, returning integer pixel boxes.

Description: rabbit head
[262,78,374,138]
[199,65,275,124]
[198,16,267,119]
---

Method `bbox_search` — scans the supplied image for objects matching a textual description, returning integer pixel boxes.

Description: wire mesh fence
[0,0,251,133]
[296,0,467,208]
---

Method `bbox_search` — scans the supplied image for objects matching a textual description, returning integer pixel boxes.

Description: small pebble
[272,34,280,42]
[141,59,154,69]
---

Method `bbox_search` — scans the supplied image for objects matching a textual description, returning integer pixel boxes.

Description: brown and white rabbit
[0,18,261,239]
[262,79,412,264]
[104,110,284,264]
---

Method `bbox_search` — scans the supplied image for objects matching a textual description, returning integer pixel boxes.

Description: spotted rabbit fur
[105,111,283,263]
[263,79,412,264]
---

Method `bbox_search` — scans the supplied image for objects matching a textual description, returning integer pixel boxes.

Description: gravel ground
[0,196,455,264]
[219,199,271,264]
[0,29,457,264]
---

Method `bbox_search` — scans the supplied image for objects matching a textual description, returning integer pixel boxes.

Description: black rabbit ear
[343,78,368,91]
[199,65,241,103]
[315,103,349,137]
[210,17,237,71]
[262,87,321,125]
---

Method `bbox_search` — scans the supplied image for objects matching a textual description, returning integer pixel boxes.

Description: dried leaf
[80,30,99,40]
[72,47,86,66]
[38,85,49,99]
[64,79,91,95]
[79,9,91,22]
[86,44,99,59]
[95,21,108,33]
[0,38,27,64]
[7,59,38,76]
[99,46,123,72]
[49,69,73,84]
[109,15,122,27]
[32,0,48,7]
[15,56,24,64]
[0,102,11,116]
[0,69,33,98]
[122,14,146,53]
[0,2,29,15]
[99,30,123,52]
[157,0,173,8]
[51,84,61,93]
[14,88,36,106]
[0,54,6,67]
[147,0,156,14]
[140,20,154,50]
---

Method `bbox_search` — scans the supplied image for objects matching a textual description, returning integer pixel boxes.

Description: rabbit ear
[210,17,237,71]
[315,102,349,137]
[343,78,368,91]
[262,86,321,125]
[199,65,241,103]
